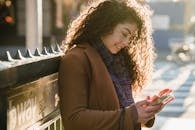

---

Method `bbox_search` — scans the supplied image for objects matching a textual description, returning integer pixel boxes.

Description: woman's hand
[134,100,162,124]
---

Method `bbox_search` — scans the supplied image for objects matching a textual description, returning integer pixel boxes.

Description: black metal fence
[0,44,64,130]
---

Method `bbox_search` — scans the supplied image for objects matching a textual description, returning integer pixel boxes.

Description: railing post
[25,0,43,52]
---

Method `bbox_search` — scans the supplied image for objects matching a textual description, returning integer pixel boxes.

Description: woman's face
[101,22,138,54]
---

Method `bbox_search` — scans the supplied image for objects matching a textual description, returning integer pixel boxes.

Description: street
[142,60,195,130]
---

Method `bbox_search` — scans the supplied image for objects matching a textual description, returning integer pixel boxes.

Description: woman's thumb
[136,100,149,106]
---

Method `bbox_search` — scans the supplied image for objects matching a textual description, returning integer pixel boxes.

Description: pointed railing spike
[34,48,42,56]
[48,45,55,54]
[42,47,49,55]
[15,50,25,60]
[55,43,62,53]
[6,51,14,61]
[25,49,34,58]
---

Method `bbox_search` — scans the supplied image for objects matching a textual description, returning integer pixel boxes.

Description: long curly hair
[61,0,156,91]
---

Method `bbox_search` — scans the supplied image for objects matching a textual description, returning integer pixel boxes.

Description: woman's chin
[109,48,120,54]
[111,50,118,54]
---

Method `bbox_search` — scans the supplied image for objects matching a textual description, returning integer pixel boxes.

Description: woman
[58,0,162,130]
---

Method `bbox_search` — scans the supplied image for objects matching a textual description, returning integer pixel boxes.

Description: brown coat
[58,43,154,130]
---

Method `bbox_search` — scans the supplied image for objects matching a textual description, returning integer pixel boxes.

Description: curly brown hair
[61,0,156,92]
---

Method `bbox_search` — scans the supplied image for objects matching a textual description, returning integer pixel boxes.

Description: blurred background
[0,0,195,55]
[0,0,195,130]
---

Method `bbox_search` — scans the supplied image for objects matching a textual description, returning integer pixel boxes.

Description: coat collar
[77,43,120,108]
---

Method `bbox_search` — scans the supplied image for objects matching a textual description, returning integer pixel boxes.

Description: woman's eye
[122,32,128,38]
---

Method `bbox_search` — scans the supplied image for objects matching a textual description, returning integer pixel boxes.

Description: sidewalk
[142,59,195,130]
[143,116,195,130]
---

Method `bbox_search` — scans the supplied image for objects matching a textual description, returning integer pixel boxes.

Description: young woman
[58,0,162,130]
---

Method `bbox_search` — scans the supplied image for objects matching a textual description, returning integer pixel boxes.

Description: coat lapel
[78,43,120,109]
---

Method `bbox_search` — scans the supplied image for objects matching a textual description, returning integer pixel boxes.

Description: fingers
[135,100,162,124]
[145,104,163,116]
[136,110,154,124]
[136,100,150,106]
[145,104,162,113]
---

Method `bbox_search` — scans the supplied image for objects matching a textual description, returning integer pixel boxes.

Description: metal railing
[0,44,64,130]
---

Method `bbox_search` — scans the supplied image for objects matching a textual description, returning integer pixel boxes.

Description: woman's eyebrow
[123,27,131,34]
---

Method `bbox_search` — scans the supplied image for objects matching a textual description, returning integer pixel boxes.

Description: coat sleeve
[58,53,138,130]
[144,117,155,127]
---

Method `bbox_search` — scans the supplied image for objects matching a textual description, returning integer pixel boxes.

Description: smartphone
[148,88,174,106]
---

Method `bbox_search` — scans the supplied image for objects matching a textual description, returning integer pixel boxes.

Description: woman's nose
[123,39,129,47]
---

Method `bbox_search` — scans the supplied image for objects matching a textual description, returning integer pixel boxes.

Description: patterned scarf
[91,39,135,107]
